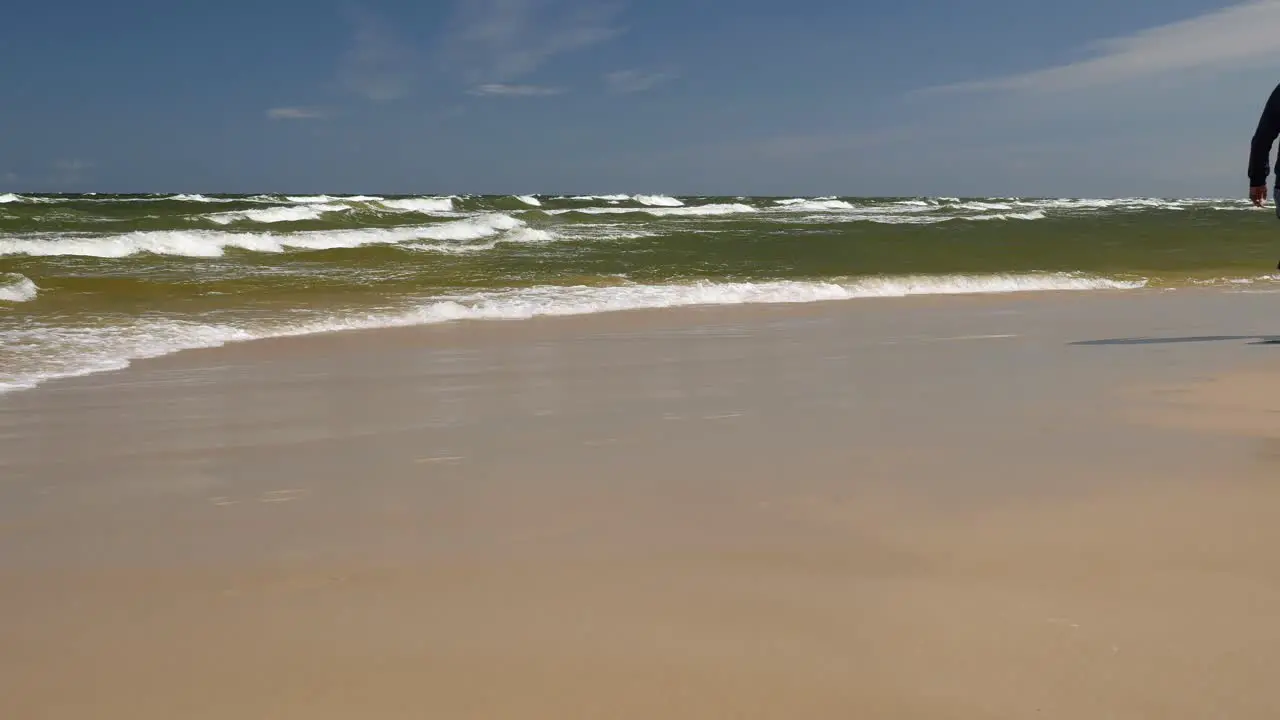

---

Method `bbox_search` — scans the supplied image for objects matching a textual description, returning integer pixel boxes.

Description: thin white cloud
[604,68,677,94]
[437,0,623,86]
[337,11,417,101]
[267,107,326,120]
[468,83,565,97]
[927,0,1280,93]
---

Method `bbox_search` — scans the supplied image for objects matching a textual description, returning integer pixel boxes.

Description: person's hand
[1251,185,1269,206]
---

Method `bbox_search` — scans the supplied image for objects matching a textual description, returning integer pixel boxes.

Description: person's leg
[1273,184,1280,269]
[1274,185,1279,269]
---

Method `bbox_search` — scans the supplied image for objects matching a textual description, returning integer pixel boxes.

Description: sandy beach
[4,286,1280,719]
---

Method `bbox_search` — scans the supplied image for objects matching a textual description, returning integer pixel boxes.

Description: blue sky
[3,0,1278,197]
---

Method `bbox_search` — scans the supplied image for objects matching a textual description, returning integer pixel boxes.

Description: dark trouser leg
[1274,185,1280,269]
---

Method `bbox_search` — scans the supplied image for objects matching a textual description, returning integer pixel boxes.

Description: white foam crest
[967,210,1047,221]
[505,227,554,243]
[774,199,855,211]
[515,195,542,206]
[1006,198,1190,211]
[168,194,233,203]
[844,203,936,216]
[265,194,383,206]
[0,320,259,394]
[773,196,1221,219]
[0,273,38,302]
[0,193,23,204]
[286,195,384,203]
[954,201,1015,211]
[205,204,343,224]
[409,214,528,245]
[635,194,684,207]
[547,203,757,217]
[379,197,456,214]
[410,226,556,254]
[2,194,57,204]
[0,214,526,258]
[1190,274,1280,286]
[776,209,1046,225]
[0,273,1146,394]
[791,214,944,225]
[645,203,755,216]
[414,274,1144,321]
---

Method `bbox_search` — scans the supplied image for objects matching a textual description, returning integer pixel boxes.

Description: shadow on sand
[1070,335,1280,346]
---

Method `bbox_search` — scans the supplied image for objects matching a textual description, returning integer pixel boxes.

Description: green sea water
[1,192,1277,392]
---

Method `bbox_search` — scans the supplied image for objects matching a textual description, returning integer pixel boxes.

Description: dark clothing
[1249,82,1280,188]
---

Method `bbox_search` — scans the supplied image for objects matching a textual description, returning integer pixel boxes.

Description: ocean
[1,191,1277,393]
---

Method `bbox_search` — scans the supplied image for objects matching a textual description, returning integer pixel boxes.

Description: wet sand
[3,287,1280,719]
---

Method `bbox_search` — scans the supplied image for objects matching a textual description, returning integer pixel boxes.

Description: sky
[3,0,1280,197]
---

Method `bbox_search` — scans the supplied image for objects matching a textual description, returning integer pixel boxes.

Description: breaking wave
[206,204,346,224]
[774,199,856,211]
[195,196,457,224]
[0,273,1144,394]
[412,274,1142,319]
[548,203,757,217]
[379,197,455,214]
[968,210,1047,221]
[0,273,37,302]
[168,194,234,203]
[0,213,534,257]
[635,194,684,207]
